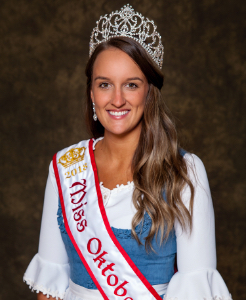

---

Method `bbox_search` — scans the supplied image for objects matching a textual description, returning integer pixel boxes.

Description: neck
[96,128,141,164]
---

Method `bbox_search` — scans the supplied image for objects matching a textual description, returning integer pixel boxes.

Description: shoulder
[183,152,209,188]
[179,149,208,183]
[183,152,206,170]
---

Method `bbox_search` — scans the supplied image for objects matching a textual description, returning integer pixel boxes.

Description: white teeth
[109,111,128,116]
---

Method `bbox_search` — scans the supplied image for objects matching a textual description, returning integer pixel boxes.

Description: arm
[24,162,70,299]
[175,153,216,272]
[165,154,231,299]
[38,166,69,264]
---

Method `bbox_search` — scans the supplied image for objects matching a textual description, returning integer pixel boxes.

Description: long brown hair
[85,37,194,250]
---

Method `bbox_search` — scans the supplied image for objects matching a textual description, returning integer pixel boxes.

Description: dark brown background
[0,0,245,299]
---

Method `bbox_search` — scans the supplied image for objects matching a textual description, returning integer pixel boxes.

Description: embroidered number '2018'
[65,164,87,179]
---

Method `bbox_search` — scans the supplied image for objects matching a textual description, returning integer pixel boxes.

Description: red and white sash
[53,139,162,300]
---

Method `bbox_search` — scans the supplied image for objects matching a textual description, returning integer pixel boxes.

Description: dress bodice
[57,197,177,289]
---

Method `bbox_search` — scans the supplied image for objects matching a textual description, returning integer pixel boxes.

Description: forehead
[92,47,144,78]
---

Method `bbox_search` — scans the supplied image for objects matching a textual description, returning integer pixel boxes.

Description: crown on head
[89,4,164,69]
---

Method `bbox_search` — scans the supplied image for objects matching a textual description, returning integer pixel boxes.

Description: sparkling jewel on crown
[89,4,164,69]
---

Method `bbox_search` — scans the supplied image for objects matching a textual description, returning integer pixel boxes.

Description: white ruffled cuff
[23,253,70,299]
[164,269,232,300]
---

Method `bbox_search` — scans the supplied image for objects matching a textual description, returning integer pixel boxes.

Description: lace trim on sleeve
[23,276,66,299]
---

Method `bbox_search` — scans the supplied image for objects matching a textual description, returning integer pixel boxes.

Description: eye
[99,82,110,89]
[126,82,138,89]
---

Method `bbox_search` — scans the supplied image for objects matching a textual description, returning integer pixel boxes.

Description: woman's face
[90,47,149,138]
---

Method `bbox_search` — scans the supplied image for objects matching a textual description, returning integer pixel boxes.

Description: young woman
[24,5,232,300]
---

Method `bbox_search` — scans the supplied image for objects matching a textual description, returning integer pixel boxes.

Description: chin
[109,130,129,136]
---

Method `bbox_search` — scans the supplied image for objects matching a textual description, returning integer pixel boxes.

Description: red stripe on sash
[88,139,162,300]
[53,153,109,300]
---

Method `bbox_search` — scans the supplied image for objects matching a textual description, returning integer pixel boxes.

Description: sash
[53,139,162,300]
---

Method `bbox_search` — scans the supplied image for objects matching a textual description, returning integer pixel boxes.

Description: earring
[92,103,97,121]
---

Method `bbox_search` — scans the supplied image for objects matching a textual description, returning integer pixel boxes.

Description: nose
[110,87,126,107]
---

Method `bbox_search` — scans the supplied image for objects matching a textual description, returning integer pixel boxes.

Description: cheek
[93,93,112,111]
[91,88,105,105]
[96,93,108,105]
[126,89,146,105]
[135,90,147,107]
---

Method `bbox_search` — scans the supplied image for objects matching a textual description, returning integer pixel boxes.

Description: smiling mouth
[108,110,129,116]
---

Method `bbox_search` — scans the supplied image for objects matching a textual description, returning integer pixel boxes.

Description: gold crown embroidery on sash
[58,147,86,168]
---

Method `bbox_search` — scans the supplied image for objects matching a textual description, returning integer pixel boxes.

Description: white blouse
[23,144,232,300]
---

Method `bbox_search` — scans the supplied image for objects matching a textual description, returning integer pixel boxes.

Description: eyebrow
[94,76,144,82]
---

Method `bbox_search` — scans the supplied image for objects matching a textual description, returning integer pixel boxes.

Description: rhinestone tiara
[89,4,164,69]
